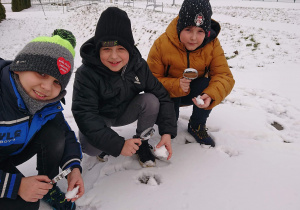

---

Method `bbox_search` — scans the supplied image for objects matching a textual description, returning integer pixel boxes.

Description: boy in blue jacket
[0,29,84,210]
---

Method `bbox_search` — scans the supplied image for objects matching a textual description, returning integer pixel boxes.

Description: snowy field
[1,0,300,209]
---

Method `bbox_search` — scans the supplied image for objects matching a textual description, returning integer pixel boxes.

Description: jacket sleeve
[0,170,22,199]
[141,61,177,138]
[54,112,83,172]
[72,66,125,157]
[0,60,23,200]
[202,38,235,109]
[147,37,187,98]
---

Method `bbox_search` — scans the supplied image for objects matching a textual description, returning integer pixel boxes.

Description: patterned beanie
[94,7,135,55]
[10,29,76,91]
[177,0,212,37]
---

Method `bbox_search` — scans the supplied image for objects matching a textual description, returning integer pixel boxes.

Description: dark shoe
[188,122,215,147]
[97,151,108,162]
[42,186,76,210]
[136,140,156,167]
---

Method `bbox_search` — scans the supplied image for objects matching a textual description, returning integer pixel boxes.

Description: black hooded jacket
[72,38,177,157]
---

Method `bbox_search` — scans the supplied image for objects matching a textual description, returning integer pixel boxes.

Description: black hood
[80,37,101,67]
[197,19,221,50]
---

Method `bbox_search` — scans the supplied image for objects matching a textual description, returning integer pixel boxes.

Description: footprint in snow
[137,172,161,186]
[217,146,240,157]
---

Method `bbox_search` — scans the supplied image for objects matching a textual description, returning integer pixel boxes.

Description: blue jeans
[172,77,211,125]
[0,120,65,209]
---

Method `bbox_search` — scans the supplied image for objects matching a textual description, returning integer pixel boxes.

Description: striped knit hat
[10,29,76,91]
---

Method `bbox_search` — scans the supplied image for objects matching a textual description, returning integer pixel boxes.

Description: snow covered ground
[1,0,300,209]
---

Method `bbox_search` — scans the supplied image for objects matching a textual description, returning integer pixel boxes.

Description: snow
[153,145,169,159]
[195,95,204,105]
[1,0,300,209]
[65,186,80,199]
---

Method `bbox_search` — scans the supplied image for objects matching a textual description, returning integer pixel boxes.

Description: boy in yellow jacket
[147,0,235,147]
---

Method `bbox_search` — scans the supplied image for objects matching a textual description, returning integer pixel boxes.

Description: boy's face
[180,26,205,51]
[14,71,61,100]
[100,45,129,72]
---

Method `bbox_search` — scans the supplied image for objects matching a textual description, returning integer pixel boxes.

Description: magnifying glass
[50,167,72,185]
[140,127,155,140]
[183,68,198,80]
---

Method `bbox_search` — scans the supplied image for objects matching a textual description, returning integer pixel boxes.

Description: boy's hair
[94,7,134,55]
[10,29,76,91]
[177,0,212,38]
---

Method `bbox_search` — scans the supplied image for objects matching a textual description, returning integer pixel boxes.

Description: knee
[79,131,102,156]
[39,121,65,153]
[142,93,160,113]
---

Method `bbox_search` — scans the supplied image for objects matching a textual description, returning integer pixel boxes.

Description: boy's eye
[54,80,60,85]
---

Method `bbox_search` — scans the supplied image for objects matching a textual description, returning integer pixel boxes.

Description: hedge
[12,0,31,12]
[0,2,6,22]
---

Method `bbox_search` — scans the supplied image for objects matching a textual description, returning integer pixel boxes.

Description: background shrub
[12,0,31,12]
[0,2,6,22]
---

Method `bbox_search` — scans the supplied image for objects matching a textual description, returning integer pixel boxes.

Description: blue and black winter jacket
[0,59,82,199]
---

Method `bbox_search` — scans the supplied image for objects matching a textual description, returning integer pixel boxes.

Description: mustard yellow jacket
[147,16,235,109]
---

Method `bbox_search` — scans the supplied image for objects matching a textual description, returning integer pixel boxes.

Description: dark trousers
[0,120,65,210]
[80,93,160,156]
[172,77,212,125]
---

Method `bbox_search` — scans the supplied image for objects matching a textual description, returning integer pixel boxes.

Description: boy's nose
[191,32,197,40]
[110,50,118,58]
[41,80,52,91]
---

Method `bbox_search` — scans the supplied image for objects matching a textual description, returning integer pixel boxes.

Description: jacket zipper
[121,63,128,80]
[121,63,128,96]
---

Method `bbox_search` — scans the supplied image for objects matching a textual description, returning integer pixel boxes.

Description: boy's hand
[66,168,84,202]
[180,78,192,93]
[121,138,142,156]
[18,175,53,202]
[156,134,172,160]
[192,93,211,108]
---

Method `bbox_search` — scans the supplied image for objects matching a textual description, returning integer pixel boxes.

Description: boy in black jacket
[72,7,177,167]
[0,29,84,210]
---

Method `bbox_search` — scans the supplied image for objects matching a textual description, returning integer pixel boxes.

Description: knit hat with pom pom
[10,29,76,91]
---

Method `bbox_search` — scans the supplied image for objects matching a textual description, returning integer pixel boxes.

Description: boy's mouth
[34,90,47,98]
[109,61,121,66]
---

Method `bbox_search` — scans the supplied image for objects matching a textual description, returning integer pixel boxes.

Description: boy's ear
[13,71,20,75]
